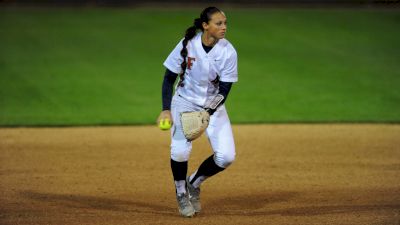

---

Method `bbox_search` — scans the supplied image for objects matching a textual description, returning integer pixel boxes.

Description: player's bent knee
[171,148,191,162]
[171,140,192,162]
[214,152,235,168]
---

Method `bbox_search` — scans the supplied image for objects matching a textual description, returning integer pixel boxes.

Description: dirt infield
[0,124,399,225]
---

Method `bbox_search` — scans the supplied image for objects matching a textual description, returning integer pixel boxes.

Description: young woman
[157,6,238,217]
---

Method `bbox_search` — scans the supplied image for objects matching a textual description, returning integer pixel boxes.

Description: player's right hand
[157,110,173,125]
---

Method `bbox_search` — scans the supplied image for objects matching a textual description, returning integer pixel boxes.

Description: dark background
[1,0,399,7]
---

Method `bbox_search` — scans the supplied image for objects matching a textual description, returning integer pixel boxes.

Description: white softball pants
[170,94,236,168]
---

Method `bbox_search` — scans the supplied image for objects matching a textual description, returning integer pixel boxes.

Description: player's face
[203,12,227,39]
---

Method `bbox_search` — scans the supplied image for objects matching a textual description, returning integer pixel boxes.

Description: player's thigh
[170,95,200,161]
[206,105,235,167]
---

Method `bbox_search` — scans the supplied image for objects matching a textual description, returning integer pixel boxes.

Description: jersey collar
[195,32,218,57]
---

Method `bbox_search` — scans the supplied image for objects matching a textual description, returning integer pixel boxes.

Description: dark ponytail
[178,7,221,87]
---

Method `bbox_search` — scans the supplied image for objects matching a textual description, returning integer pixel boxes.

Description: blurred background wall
[1,0,398,7]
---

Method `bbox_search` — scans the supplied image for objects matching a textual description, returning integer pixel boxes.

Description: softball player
[157,6,238,217]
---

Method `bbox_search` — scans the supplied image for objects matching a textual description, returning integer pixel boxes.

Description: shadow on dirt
[20,190,400,217]
[205,191,298,210]
[20,191,175,216]
[204,191,400,217]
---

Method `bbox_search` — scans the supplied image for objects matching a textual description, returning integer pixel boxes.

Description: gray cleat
[186,177,201,213]
[176,192,195,217]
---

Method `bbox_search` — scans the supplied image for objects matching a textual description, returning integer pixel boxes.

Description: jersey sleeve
[220,47,238,83]
[162,69,178,111]
[163,39,184,74]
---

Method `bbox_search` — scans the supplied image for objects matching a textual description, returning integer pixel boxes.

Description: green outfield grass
[0,7,399,126]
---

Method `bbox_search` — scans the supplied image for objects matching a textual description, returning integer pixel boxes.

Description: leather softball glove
[180,110,210,141]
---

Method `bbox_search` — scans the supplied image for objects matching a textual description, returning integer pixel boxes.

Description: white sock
[175,180,186,194]
[189,171,197,183]
[189,172,208,189]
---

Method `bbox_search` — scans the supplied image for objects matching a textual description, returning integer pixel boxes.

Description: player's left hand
[180,110,210,141]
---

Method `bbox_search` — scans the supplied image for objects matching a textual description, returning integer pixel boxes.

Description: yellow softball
[159,119,172,131]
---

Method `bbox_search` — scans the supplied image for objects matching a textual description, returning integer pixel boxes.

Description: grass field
[1,7,399,126]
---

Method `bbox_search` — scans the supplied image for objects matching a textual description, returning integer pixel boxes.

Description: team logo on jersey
[187,57,196,70]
